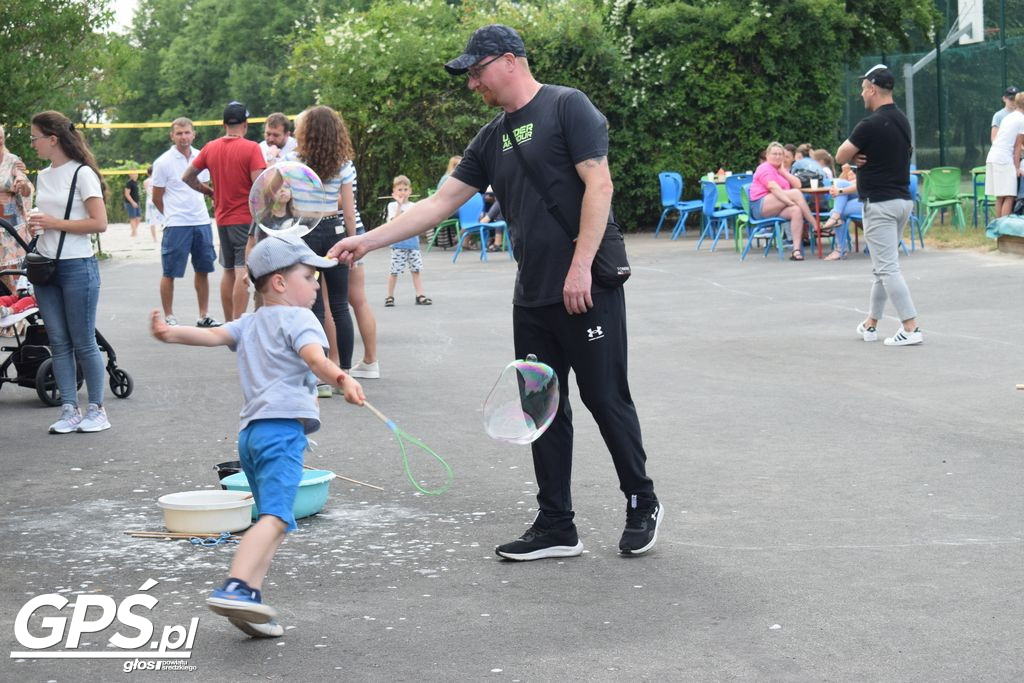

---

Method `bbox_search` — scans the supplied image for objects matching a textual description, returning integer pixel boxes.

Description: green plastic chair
[958,166,986,227]
[920,167,967,234]
[425,218,459,252]
[423,187,459,252]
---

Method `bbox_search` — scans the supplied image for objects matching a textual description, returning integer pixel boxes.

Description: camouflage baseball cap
[445,24,527,76]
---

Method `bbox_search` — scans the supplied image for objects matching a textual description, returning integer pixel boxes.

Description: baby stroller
[0,218,133,406]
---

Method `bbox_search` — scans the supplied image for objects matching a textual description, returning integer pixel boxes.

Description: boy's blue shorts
[238,418,306,532]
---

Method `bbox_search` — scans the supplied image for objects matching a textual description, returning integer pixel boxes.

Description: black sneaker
[619,498,664,555]
[196,316,222,328]
[495,523,583,561]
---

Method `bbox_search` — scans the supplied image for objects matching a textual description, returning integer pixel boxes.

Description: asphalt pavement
[1,224,1022,682]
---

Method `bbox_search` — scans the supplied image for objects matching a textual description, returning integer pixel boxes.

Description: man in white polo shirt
[151,117,220,327]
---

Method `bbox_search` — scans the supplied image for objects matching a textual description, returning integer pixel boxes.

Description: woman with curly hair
[289,106,378,393]
[27,110,110,433]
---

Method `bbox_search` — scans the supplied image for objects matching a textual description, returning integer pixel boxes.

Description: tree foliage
[290,0,935,227]
[289,0,623,221]
[6,0,940,229]
[0,0,113,159]
[83,0,363,171]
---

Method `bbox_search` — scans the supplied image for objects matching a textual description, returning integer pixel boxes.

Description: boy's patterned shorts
[390,248,423,275]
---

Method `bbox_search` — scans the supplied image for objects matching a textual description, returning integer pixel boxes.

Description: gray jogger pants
[863,198,917,322]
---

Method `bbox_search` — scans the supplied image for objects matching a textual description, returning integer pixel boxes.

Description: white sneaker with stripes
[884,327,923,346]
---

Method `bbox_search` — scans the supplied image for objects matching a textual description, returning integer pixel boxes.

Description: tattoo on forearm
[581,156,607,168]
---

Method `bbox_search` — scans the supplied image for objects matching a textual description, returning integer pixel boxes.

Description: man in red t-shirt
[183,101,266,321]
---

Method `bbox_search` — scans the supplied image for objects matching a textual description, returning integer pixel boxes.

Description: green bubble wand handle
[362,400,452,495]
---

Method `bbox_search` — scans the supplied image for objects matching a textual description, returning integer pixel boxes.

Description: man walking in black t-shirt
[328,24,662,561]
[836,65,922,346]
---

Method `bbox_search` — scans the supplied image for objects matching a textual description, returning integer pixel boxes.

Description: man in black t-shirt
[836,65,922,347]
[329,24,662,561]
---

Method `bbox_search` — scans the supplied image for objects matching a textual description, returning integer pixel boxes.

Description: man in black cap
[991,86,1019,144]
[836,65,922,347]
[183,101,266,321]
[329,24,663,561]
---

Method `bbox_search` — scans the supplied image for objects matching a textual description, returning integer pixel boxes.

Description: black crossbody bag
[25,164,83,286]
[501,116,630,288]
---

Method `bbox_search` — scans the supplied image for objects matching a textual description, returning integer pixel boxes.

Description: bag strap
[501,115,578,242]
[50,164,84,260]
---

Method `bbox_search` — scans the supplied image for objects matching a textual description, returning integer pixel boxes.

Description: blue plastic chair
[837,210,861,258]
[725,174,753,251]
[739,183,784,261]
[907,174,924,250]
[654,172,702,239]
[696,180,742,251]
[724,174,753,210]
[452,193,511,263]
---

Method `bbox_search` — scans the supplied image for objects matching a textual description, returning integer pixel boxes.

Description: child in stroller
[0,285,36,320]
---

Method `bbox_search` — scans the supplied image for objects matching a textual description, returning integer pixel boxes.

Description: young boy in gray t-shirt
[151,233,364,638]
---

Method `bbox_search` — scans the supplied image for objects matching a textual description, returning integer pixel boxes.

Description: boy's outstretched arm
[150,309,234,346]
[299,343,365,405]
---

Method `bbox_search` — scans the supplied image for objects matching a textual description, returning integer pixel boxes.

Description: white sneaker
[349,360,380,379]
[316,384,333,398]
[228,618,284,638]
[164,315,178,326]
[77,403,111,432]
[856,322,878,342]
[884,327,923,346]
[49,404,82,434]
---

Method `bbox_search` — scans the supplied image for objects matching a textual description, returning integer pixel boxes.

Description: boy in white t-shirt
[384,175,431,306]
[151,234,365,638]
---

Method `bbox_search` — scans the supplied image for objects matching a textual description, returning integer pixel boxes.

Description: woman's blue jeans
[832,179,863,219]
[32,256,105,406]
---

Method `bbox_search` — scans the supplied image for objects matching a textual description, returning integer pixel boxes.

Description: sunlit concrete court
[1,227,1021,681]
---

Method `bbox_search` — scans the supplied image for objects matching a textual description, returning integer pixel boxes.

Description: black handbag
[501,117,631,288]
[25,165,82,286]
[794,167,825,189]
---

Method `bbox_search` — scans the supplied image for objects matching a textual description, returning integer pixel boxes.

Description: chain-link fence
[843,0,1024,172]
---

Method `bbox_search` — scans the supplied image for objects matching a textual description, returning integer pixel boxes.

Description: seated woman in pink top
[748,142,818,260]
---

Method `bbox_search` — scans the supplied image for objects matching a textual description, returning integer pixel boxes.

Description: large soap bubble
[483,355,560,444]
[248,161,328,238]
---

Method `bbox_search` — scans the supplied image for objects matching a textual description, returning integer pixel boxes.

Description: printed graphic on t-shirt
[502,123,535,151]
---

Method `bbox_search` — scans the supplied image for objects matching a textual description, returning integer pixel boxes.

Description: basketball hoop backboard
[958,0,983,45]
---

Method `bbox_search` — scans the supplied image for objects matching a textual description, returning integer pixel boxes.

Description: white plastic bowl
[156,490,255,534]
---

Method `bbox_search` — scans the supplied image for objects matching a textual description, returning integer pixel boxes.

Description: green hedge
[289,0,933,230]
